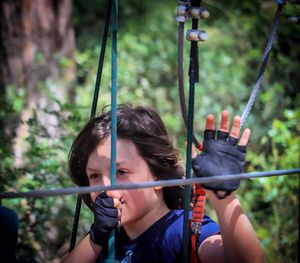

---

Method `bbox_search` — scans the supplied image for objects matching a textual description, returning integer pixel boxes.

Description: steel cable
[241,3,284,127]
[1,168,299,200]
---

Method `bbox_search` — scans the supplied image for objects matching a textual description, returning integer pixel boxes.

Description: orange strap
[190,185,206,263]
[191,233,198,263]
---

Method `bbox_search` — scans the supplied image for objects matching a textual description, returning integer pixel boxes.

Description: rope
[183,1,202,261]
[0,169,299,199]
[90,0,112,118]
[178,22,201,148]
[183,79,197,263]
[241,3,284,127]
[106,0,118,261]
[69,195,82,252]
[69,0,112,252]
[110,0,118,186]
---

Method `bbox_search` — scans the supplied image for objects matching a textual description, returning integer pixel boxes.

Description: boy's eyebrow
[116,161,130,167]
[86,167,100,173]
[87,161,130,172]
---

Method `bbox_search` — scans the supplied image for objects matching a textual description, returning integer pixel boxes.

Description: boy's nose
[107,190,122,200]
[102,175,112,187]
[90,176,111,202]
[90,175,122,201]
[103,176,122,200]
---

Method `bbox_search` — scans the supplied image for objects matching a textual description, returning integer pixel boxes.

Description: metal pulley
[186,29,208,41]
[188,7,210,19]
[176,1,190,22]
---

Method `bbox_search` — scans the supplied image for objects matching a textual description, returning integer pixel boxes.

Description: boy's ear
[153,177,163,190]
[154,185,163,190]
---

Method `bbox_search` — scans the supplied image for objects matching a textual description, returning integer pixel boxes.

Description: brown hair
[68,105,185,210]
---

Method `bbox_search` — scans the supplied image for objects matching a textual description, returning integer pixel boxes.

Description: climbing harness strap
[190,186,206,263]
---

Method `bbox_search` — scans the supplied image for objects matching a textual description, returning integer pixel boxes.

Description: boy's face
[86,137,167,236]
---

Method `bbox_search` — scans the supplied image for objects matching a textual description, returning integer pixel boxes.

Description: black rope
[69,195,82,252]
[69,0,112,252]
[90,0,112,118]
[178,22,201,149]
[178,23,188,136]
[0,169,299,199]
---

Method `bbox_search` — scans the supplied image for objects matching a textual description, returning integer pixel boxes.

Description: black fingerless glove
[192,130,247,199]
[90,192,119,247]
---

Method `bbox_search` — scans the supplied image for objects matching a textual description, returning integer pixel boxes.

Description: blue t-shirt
[107,210,219,263]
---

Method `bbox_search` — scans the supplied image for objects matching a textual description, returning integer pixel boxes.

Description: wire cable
[241,3,284,127]
[106,0,118,261]
[1,168,298,201]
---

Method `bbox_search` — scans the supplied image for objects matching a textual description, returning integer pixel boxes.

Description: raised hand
[192,111,251,199]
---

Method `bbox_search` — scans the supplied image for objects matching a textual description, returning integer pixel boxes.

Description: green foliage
[1,0,299,262]
[1,85,92,261]
[242,108,299,262]
[0,85,25,192]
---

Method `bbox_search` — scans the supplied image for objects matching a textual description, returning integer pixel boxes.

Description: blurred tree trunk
[0,0,76,166]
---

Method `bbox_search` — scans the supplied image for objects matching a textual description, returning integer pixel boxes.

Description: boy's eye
[89,174,100,181]
[116,169,127,176]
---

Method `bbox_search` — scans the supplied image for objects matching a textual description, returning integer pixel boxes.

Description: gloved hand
[89,192,119,247]
[192,113,249,199]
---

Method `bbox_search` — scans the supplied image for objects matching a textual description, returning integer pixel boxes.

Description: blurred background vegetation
[0,0,299,262]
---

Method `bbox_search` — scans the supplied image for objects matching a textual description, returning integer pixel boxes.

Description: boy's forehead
[89,138,141,163]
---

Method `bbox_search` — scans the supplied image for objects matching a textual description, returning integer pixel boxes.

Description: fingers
[107,192,122,223]
[239,128,251,146]
[96,192,122,225]
[113,198,122,226]
[204,115,216,140]
[229,116,241,138]
[191,143,197,158]
[220,110,229,131]
[205,110,229,132]
[112,197,122,210]
[205,111,230,141]
[204,112,250,148]
[99,192,122,210]
[205,114,215,130]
